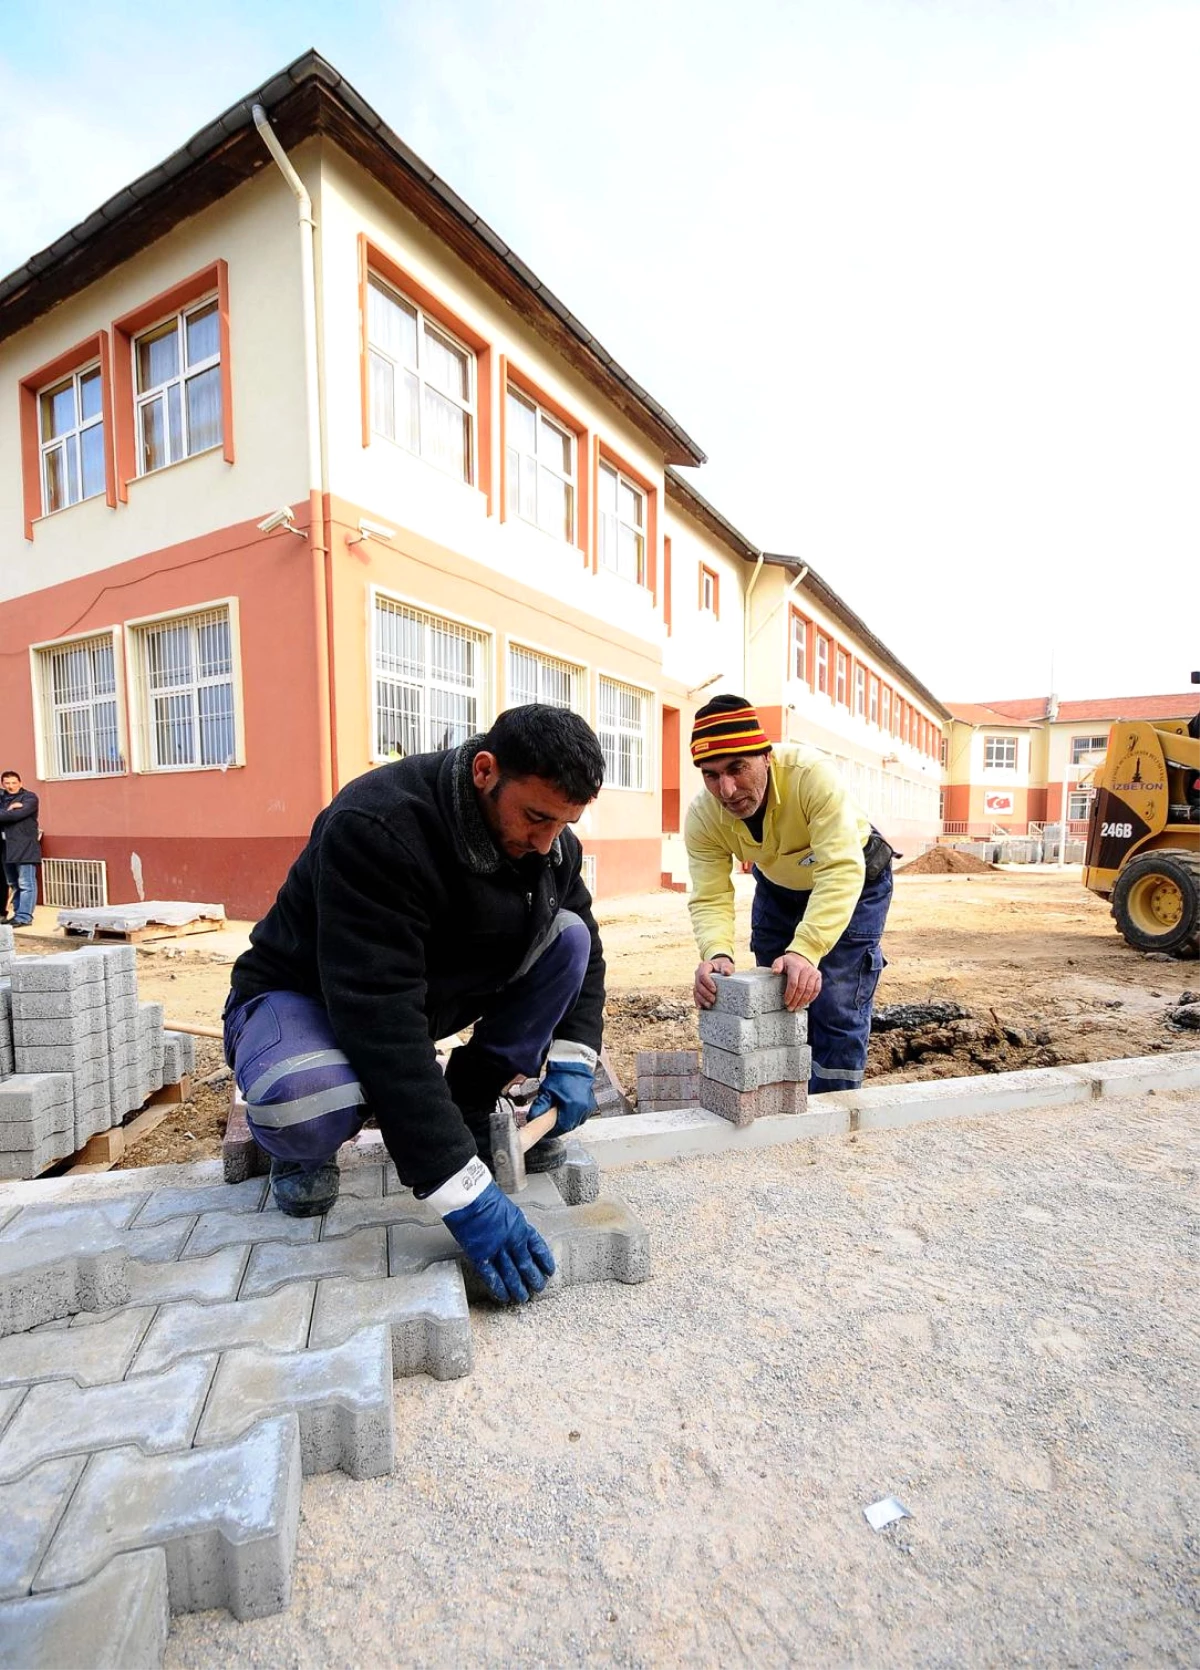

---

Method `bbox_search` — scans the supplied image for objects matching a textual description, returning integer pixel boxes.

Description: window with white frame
[505,388,574,540]
[598,462,645,583]
[35,633,123,778]
[880,685,891,732]
[854,665,866,716]
[597,676,650,790]
[868,677,879,726]
[39,365,105,513]
[1068,790,1093,820]
[1070,734,1108,764]
[374,596,487,758]
[790,613,808,682]
[835,650,848,706]
[983,734,1018,770]
[368,276,475,483]
[508,644,583,712]
[135,299,222,474]
[130,605,236,770]
[700,566,718,615]
[816,634,830,695]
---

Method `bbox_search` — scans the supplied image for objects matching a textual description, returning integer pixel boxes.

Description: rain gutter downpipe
[253,103,335,803]
[743,552,764,688]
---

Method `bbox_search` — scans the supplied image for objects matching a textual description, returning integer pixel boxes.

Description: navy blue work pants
[750,865,892,1094]
[224,911,592,1163]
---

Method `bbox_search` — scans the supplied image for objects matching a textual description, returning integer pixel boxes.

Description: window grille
[41,858,108,910]
[36,633,123,778]
[507,645,583,712]
[598,677,649,790]
[1070,735,1108,764]
[580,853,597,895]
[130,605,236,770]
[374,597,488,758]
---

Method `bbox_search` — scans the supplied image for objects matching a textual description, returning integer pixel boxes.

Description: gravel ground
[168,1087,1200,1669]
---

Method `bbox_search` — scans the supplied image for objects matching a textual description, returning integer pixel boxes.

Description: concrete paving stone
[35,1413,303,1622]
[15,1042,105,1077]
[131,1176,269,1227]
[700,1042,809,1092]
[13,1016,106,1049]
[195,1327,395,1479]
[310,1266,473,1381]
[385,1220,463,1273]
[0,1234,130,1337]
[637,1074,700,1105]
[11,985,106,1019]
[0,1107,75,1150]
[68,1247,252,1332]
[698,1005,808,1052]
[337,1163,385,1198]
[0,1196,149,1242]
[91,944,137,977]
[0,1358,216,1484]
[0,1548,170,1670]
[554,1140,601,1204]
[162,1031,196,1076]
[182,1210,320,1259]
[320,1191,441,1237]
[522,1195,652,1286]
[123,1219,197,1263]
[0,1386,25,1438]
[0,1308,153,1388]
[710,967,787,1018]
[0,1456,87,1600]
[699,1074,808,1125]
[132,1284,316,1374]
[0,1132,76,1181]
[0,1074,75,1119]
[10,953,103,992]
[240,1227,387,1298]
[634,1049,699,1076]
[221,1096,267,1185]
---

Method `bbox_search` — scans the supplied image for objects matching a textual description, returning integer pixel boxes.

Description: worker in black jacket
[225,705,607,1305]
[0,771,42,927]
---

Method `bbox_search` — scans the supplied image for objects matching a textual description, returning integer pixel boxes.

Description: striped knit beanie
[690,702,771,763]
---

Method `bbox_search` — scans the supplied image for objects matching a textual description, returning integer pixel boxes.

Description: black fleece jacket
[229,741,605,1193]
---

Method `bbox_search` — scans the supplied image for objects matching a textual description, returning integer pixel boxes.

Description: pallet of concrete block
[56,901,226,943]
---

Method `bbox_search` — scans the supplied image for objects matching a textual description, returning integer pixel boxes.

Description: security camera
[257,507,301,535]
[358,519,396,541]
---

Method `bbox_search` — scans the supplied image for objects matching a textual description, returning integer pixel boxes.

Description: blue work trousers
[223,911,592,1163]
[750,865,892,1094]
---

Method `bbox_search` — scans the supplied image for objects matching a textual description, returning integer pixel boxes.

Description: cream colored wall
[1047,722,1110,782]
[967,725,1032,782]
[0,164,310,602]
[315,144,669,651]
[660,506,746,691]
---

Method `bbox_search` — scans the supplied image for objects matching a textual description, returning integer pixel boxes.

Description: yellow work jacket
[685,744,871,967]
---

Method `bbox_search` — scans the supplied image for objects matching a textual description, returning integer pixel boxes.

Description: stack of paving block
[0,1147,648,1663]
[636,1048,701,1112]
[697,969,812,1126]
[0,944,195,1179]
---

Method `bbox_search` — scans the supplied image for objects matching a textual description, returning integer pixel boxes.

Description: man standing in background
[0,771,42,929]
[684,695,894,1095]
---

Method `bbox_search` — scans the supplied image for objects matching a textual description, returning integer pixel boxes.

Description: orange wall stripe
[664,536,673,635]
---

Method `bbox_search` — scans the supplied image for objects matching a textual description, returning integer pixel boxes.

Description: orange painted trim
[596,440,658,601]
[497,353,509,522]
[112,259,232,499]
[590,434,601,572]
[361,237,493,513]
[18,331,115,539]
[503,358,591,558]
[357,235,371,450]
[664,536,673,635]
[757,705,785,744]
[700,563,721,618]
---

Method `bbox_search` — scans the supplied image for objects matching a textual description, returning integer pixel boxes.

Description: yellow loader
[1082,674,1200,956]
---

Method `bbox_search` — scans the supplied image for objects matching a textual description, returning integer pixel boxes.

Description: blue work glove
[439,1170,556,1304]
[530,1059,596,1133]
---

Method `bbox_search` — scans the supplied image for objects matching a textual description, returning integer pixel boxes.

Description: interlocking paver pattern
[0,1142,648,1661]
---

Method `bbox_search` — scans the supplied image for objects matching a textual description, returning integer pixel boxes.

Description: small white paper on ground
[864,1496,910,1531]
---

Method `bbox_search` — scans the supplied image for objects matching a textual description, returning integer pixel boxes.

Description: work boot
[269,1156,340,1217]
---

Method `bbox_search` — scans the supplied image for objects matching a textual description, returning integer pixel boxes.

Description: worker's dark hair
[482,705,605,804]
[0,769,21,780]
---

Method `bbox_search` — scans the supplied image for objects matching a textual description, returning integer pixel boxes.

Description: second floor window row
[136,300,222,474]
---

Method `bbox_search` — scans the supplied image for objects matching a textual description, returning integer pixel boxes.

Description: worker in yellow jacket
[685,694,895,1093]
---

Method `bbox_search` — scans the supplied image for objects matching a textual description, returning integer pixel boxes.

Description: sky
[2,0,1197,706]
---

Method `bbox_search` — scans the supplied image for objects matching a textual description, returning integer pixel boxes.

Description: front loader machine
[1083,697,1200,956]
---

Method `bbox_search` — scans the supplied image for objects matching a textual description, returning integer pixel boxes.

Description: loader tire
[1111,849,1200,956]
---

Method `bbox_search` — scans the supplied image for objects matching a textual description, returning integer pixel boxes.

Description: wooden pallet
[65,1077,193,1173]
[62,918,223,944]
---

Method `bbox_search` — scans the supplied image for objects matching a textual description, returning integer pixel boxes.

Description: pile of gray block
[637,970,811,1127]
[0,1147,648,1664]
[0,928,195,1180]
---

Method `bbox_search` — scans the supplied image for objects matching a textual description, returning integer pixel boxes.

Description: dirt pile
[900,846,997,875]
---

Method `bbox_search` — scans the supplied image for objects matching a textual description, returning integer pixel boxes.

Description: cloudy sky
[3,0,1197,705]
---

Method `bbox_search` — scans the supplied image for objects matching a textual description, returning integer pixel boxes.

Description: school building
[0,52,948,919]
